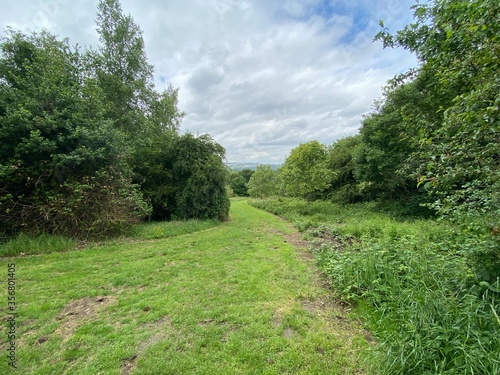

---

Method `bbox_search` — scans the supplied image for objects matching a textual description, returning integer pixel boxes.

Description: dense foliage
[250,197,500,374]
[228,169,254,197]
[0,30,148,238]
[247,165,279,198]
[279,141,333,209]
[248,0,499,374]
[0,0,229,239]
[376,0,500,230]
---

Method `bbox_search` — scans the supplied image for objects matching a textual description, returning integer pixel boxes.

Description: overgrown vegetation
[0,0,229,240]
[249,197,500,374]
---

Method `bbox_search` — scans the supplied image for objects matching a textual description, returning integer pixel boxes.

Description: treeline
[246,2,499,372]
[249,0,499,229]
[0,0,229,239]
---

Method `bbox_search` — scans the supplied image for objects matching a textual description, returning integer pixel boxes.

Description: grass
[249,197,500,375]
[0,234,77,257]
[0,198,368,374]
[0,219,221,257]
[130,219,220,240]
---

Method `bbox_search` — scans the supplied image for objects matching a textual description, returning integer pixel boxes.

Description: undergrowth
[249,197,500,374]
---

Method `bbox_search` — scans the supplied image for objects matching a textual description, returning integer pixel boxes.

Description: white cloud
[1,0,418,163]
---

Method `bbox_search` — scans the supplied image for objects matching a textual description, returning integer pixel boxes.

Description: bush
[4,172,150,240]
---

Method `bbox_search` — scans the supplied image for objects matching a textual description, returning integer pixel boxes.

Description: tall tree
[326,135,363,204]
[94,0,154,134]
[377,0,500,229]
[353,71,448,201]
[0,30,148,238]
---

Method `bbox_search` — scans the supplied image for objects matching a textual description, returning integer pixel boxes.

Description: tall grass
[249,197,500,374]
[1,219,221,257]
[0,233,77,257]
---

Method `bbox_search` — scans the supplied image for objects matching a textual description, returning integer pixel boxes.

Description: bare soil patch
[55,296,118,341]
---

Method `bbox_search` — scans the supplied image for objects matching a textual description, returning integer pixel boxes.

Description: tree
[172,134,230,220]
[0,30,148,238]
[137,133,230,221]
[326,135,363,204]
[247,165,278,198]
[93,0,186,220]
[377,0,499,230]
[279,141,333,211]
[228,169,254,196]
[228,172,247,197]
[93,0,154,135]
[239,169,255,184]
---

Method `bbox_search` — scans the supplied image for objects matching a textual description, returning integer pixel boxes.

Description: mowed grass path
[1,199,367,374]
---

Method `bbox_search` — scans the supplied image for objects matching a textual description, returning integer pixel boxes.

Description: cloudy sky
[1,0,418,163]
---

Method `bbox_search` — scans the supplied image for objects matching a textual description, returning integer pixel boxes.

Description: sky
[1,0,418,164]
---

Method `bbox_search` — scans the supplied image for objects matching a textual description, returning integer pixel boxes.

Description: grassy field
[1,199,367,374]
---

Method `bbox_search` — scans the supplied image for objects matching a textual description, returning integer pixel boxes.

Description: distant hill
[226,162,281,171]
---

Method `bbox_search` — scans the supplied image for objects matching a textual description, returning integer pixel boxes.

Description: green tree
[239,169,255,184]
[137,133,230,221]
[279,141,333,211]
[94,0,185,218]
[93,0,153,135]
[326,135,363,203]
[353,70,450,200]
[228,169,254,196]
[228,172,247,196]
[172,134,230,221]
[94,0,184,138]
[377,0,499,230]
[0,30,148,238]
[247,165,278,198]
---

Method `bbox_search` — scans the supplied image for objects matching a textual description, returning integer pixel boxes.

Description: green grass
[249,197,500,375]
[130,219,220,240]
[0,199,367,374]
[0,218,221,257]
[0,234,77,257]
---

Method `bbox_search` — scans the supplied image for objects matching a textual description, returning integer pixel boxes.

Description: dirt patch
[300,296,351,320]
[280,230,309,250]
[283,327,294,339]
[307,225,357,253]
[121,354,138,375]
[55,296,118,341]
